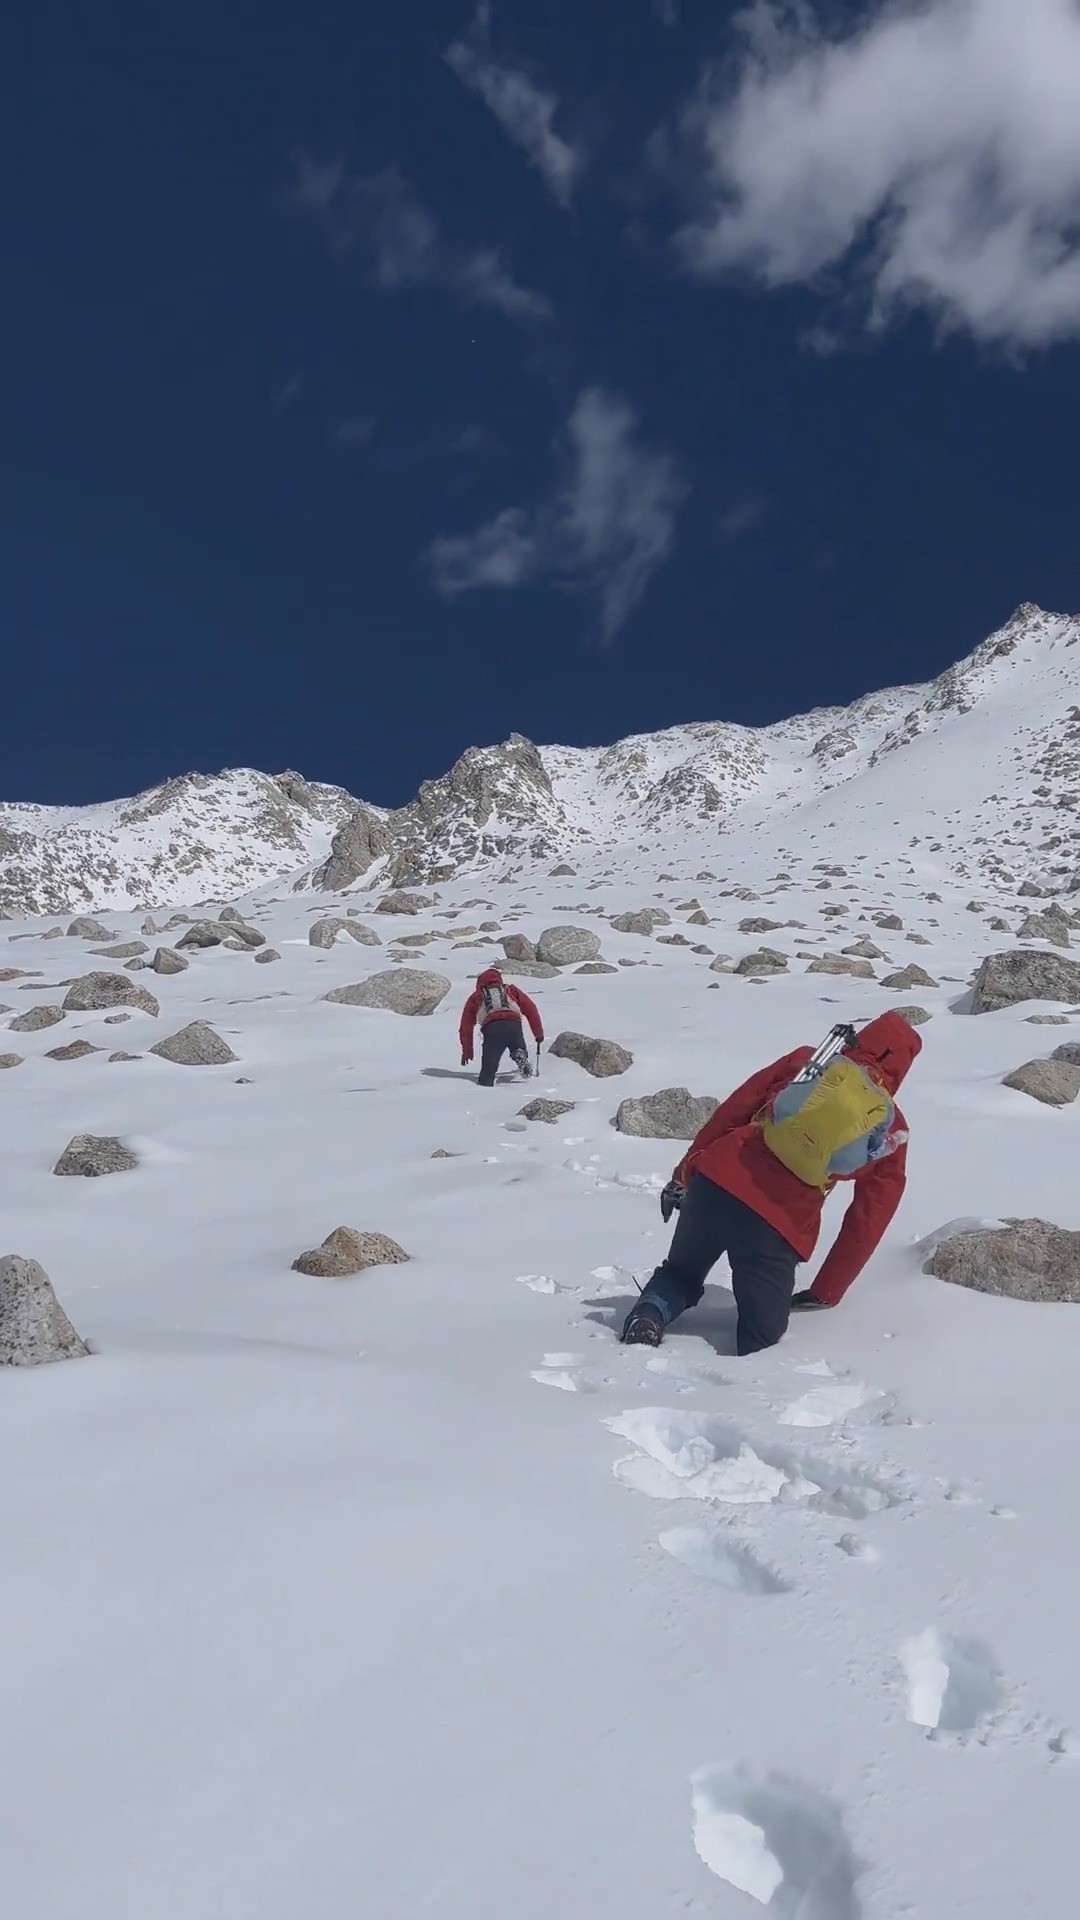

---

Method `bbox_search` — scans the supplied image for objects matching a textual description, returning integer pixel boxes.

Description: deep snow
[2,808,1080,1917]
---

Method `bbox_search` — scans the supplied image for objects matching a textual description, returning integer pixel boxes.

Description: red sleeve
[509,986,543,1043]
[809,1144,908,1306]
[459,990,481,1054]
[674,1048,813,1185]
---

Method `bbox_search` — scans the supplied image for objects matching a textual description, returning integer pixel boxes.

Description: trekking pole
[795,1022,858,1084]
[536,1040,542,1073]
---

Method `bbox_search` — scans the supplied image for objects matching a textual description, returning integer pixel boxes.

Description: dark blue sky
[6,0,1079,807]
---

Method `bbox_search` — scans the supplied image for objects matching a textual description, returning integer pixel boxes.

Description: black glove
[791,1289,831,1311]
[660,1181,684,1224]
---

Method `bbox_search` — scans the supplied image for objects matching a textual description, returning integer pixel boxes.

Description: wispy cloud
[446,11,585,207]
[654,0,679,23]
[674,0,1080,350]
[334,416,380,448]
[426,388,687,641]
[291,158,551,323]
[718,498,768,540]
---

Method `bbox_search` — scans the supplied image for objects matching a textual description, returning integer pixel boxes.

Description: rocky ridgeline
[2,603,1077,913]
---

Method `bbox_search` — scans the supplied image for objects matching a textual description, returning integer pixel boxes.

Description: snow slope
[2,820,1080,1917]
[3,602,1077,913]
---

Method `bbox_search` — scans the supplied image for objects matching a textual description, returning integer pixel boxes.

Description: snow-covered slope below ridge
[2,602,1077,915]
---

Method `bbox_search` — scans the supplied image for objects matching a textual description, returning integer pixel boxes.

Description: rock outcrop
[54,1134,138,1177]
[292,1226,410,1277]
[323,970,451,1016]
[971,950,1080,1014]
[615,1088,718,1139]
[548,1031,633,1077]
[925,1219,1080,1302]
[150,1021,238,1065]
[0,1255,89,1365]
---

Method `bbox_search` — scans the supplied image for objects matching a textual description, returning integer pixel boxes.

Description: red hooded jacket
[459,969,544,1062]
[674,1012,921,1306]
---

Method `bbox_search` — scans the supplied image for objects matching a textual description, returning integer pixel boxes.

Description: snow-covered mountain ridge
[3,602,1077,915]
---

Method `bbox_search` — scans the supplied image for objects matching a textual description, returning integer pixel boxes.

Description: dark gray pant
[639,1174,800,1356]
[478,1017,528,1087]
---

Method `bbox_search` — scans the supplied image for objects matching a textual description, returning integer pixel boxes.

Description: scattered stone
[807,955,876,979]
[874,914,904,931]
[1002,1060,1080,1107]
[8,1005,65,1033]
[735,949,789,977]
[66,918,114,941]
[971,950,1080,1014]
[430,1149,461,1159]
[548,1031,633,1077]
[1026,1014,1071,1025]
[223,923,266,949]
[496,959,560,980]
[309,917,381,949]
[63,973,159,1016]
[708,956,735,973]
[46,1041,100,1061]
[501,933,537,962]
[843,940,887,960]
[0,1054,23,1069]
[292,1226,410,1278]
[107,1051,141,1062]
[376,892,433,916]
[615,1088,719,1140]
[323,970,451,1017]
[176,920,232,950]
[90,941,148,960]
[738,917,784,935]
[685,910,710,927]
[42,928,65,941]
[0,969,34,982]
[657,933,692,948]
[254,948,281,964]
[217,907,244,923]
[610,910,670,935]
[536,926,602,966]
[550,864,577,877]
[1051,1042,1080,1066]
[152,947,189,975]
[519,1098,577,1123]
[905,933,932,946]
[0,1255,89,1365]
[881,964,938,990]
[103,1013,130,1025]
[1017,908,1072,948]
[150,1021,239,1066]
[925,1218,1080,1302]
[141,918,162,935]
[576,962,619,975]
[1018,881,1046,898]
[54,1133,137,1177]
[892,1005,932,1026]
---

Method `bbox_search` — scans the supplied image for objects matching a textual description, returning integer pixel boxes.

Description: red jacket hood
[848,1012,922,1094]
[476,968,504,988]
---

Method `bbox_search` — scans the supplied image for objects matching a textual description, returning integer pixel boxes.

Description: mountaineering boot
[512,1048,533,1078]
[620,1302,664,1347]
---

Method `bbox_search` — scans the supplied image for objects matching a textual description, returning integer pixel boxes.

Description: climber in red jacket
[621,1012,921,1355]
[459,968,545,1087]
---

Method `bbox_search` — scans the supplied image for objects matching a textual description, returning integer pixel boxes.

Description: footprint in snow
[515,1273,569,1295]
[899,1626,1003,1739]
[659,1527,790,1595]
[531,1353,602,1394]
[604,1407,903,1515]
[690,1764,863,1917]
[779,1376,893,1430]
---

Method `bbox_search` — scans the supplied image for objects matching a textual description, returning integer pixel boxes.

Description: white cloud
[655,0,679,22]
[426,389,687,641]
[675,0,1080,349]
[446,20,584,207]
[291,159,551,322]
[718,498,768,540]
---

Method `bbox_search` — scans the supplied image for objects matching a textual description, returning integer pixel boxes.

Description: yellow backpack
[758,1056,893,1189]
